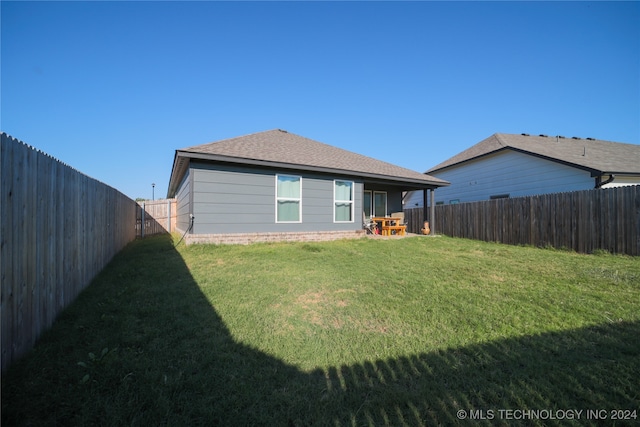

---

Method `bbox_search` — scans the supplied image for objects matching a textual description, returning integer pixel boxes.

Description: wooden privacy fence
[404,186,640,256]
[404,208,432,237]
[1,133,138,372]
[136,199,177,237]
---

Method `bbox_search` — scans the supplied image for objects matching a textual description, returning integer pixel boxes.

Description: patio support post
[423,190,429,223]
[430,189,436,235]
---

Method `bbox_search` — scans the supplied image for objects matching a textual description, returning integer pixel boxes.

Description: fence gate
[136,199,177,238]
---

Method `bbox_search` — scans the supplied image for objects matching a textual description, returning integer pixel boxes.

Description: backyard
[2,234,639,426]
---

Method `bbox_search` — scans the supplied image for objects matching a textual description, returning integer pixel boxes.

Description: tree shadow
[2,235,639,426]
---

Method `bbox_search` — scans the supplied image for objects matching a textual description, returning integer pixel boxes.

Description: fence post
[141,202,145,238]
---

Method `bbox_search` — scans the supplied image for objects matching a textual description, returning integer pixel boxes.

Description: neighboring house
[167,129,448,243]
[405,133,640,207]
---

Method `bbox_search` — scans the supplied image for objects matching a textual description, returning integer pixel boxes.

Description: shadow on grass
[2,235,639,426]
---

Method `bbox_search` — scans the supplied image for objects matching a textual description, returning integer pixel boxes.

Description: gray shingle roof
[168,129,447,196]
[428,133,640,175]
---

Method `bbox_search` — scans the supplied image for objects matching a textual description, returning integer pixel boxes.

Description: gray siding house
[167,129,448,243]
[405,133,640,207]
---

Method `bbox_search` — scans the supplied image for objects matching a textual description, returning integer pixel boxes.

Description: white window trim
[275,174,302,223]
[334,179,355,223]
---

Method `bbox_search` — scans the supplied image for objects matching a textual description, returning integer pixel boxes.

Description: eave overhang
[427,146,616,178]
[168,150,448,197]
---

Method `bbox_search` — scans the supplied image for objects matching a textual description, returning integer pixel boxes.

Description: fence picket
[136,199,177,237]
[405,186,639,256]
[1,133,138,372]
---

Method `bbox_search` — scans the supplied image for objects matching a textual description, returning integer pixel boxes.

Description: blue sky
[2,1,638,200]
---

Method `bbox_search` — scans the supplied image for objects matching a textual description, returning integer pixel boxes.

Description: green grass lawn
[3,234,639,426]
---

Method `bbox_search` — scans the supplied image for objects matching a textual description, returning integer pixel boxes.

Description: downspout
[595,174,615,188]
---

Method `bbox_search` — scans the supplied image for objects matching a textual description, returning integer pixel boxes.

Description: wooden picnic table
[371,217,406,236]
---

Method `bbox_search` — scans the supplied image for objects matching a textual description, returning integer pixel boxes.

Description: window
[374,191,387,217]
[334,180,354,222]
[449,199,460,205]
[490,194,510,200]
[363,190,387,218]
[276,175,301,222]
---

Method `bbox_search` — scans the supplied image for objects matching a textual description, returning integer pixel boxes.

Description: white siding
[406,150,595,207]
[601,176,640,188]
[403,189,424,209]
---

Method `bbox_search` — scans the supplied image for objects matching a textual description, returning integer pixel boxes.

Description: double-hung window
[276,175,301,222]
[334,180,354,222]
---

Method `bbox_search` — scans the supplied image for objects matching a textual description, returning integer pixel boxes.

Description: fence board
[1,135,12,367]
[136,199,177,237]
[1,133,138,372]
[405,186,639,256]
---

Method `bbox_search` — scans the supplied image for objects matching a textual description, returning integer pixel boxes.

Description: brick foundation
[183,230,366,245]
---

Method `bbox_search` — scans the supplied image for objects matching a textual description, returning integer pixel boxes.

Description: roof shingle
[179,129,447,185]
[428,133,640,175]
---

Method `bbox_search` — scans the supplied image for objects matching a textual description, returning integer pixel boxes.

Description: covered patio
[362,179,441,236]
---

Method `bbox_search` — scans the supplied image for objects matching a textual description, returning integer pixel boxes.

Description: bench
[381,225,406,236]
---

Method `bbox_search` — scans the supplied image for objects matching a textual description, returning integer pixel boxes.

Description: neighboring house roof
[168,129,448,197]
[428,133,640,176]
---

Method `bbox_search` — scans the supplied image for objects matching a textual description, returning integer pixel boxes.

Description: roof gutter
[167,151,191,198]
[595,174,615,189]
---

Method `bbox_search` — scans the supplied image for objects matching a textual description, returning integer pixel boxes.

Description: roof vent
[586,137,595,140]
[539,134,548,137]
[557,135,565,139]
[521,133,530,136]
[572,136,582,140]
[278,129,288,133]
